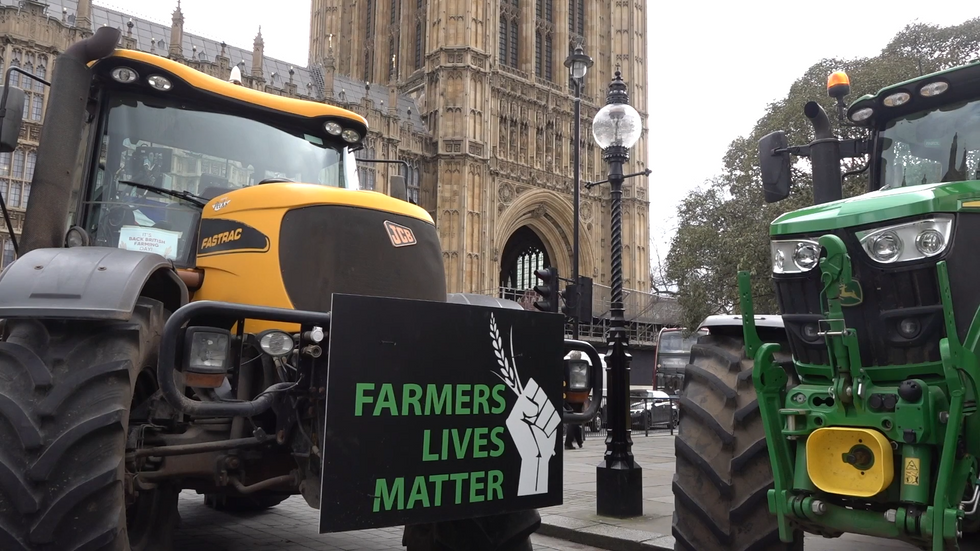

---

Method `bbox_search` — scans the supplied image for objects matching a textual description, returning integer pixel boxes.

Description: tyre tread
[671,335,800,551]
[0,297,167,551]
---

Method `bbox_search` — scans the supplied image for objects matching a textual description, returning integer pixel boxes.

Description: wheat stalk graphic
[490,313,523,396]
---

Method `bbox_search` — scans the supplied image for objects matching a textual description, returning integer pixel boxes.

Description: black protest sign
[318,294,565,533]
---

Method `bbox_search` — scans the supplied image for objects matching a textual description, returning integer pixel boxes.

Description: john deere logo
[384,220,417,248]
[839,280,863,307]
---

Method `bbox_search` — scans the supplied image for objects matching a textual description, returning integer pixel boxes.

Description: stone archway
[494,188,597,288]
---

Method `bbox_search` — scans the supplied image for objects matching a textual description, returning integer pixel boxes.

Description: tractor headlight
[185,327,232,373]
[771,239,820,274]
[856,216,953,264]
[259,330,295,357]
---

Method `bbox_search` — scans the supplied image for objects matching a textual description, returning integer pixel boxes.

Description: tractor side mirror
[0,86,25,153]
[388,174,407,202]
[759,130,791,203]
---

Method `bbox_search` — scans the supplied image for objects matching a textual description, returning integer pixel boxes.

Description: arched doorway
[499,226,549,306]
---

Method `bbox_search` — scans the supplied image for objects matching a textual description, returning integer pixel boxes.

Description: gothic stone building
[309,0,652,300]
[0,0,668,379]
[0,0,429,265]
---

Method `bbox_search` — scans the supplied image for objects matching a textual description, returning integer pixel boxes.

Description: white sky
[99,0,980,273]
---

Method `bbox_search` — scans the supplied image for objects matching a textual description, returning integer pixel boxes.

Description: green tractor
[672,60,980,550]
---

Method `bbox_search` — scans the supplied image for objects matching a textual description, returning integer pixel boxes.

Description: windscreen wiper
[117,180,208,208]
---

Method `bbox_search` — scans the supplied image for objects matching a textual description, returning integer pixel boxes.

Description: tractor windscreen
[80,93,359,266]
[879,96,980,189]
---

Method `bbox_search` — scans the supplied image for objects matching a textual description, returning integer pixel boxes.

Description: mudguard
[0,246,188,320]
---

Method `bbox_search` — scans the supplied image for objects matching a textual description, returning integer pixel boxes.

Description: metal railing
[562,395,678,444]
[497,286,677,347]
[497,285,681,325]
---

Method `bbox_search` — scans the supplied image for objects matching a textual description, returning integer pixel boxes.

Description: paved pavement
[170,428,978,550]
[537,429,920,550]
[173,491,606,550]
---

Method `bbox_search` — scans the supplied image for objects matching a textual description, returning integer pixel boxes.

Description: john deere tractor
[672,59,980,550]
[0,27,601,550]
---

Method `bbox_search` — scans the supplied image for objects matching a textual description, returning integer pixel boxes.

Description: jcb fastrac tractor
[672,58,980,550]
[0,27,601,551]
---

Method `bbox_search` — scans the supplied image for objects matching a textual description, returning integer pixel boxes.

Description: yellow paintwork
[201,182,433,224]
[961,200,980,208]
[806,427,894,497]
[192,183,433,333]
[93,49,367,126]
[89,50,436,333]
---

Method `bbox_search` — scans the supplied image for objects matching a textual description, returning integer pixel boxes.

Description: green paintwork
[846,59,980,127]
[736,257,980,550]
[737,271,762,360]
[769,180,980,237]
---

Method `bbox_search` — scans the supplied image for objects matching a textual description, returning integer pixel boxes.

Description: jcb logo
[384,220,417,248]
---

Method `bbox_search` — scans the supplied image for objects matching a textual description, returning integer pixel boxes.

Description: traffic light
[533,267,560,312]
[561,276,593,321]
[577,276,593,322]
[561,284,579,319]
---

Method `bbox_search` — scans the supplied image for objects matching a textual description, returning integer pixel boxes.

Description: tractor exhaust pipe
[19,26,121,254]
[803,101,843,205]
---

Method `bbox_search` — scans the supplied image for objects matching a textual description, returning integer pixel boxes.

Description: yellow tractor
[0,27,601,550]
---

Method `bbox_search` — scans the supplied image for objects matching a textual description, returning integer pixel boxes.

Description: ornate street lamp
[563,46,593,339]
[592,70,643,518]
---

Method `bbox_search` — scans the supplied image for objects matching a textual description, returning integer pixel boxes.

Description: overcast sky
[99,0,980,267]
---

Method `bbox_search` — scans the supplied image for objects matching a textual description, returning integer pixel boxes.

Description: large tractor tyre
[0,297,179,551]
[203,492,289,512]
[671,333,803,551]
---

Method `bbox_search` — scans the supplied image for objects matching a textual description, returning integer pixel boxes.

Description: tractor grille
[278,205,446,312]
[773,228,946,372]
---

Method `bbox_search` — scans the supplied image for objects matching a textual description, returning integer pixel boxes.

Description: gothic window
[499,227,550,292]
[354,143,377,191]
[403,160,420,204]
[1,240,13,268]
[568,0,585,89]
[390,0,398,25]
[545,36,552,80]
[364,0,375,80]
[389,38,397,80]
[500,0,520,69]
[9,50,21,89]
[416,22,423,69]
[535,34,542,77]
[509,21,518,67]
[498,17,507,64]
[569,0,584,37]
[534,0,553,81]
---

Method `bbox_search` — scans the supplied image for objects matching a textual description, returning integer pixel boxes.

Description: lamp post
[592,70,643,518]
[564,46,593,340]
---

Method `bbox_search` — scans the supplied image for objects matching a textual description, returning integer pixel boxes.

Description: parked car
[629,389,677,429]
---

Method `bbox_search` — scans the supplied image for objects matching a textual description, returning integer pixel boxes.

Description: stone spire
[76,0,92,30]
[252,27,265,81]
[123,18,138,50]
[324,33,335,100]
[169,1,184,59]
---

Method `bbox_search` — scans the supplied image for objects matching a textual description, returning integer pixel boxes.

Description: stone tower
[309,0,650,297]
